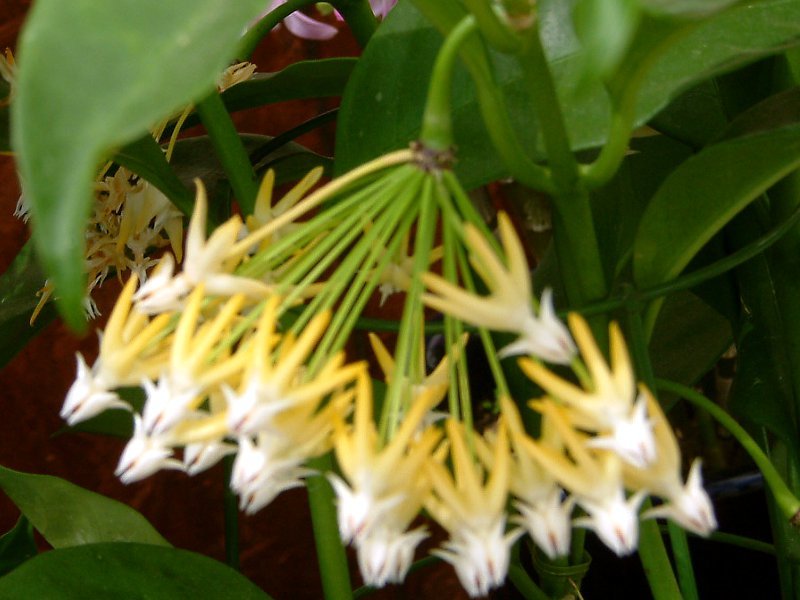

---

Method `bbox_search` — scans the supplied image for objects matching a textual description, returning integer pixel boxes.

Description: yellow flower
[425,418,521,598]
[224,295,364,436]
[521,400,646,556]
[422,212,575,364]
[520,313,657,468]
[623,389,717,536]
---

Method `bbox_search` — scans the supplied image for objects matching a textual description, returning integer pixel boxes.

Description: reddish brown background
[0,3,477,598]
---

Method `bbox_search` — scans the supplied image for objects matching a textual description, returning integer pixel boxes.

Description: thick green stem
[656,378,800,526]
[223,455,240,570]
[517,28,578,191]
[237,0,317,59]
[196,91,259,214]
[307,455,353,600]
[419,16,479,151]
[332,0,378,48]
[623,306,688,600]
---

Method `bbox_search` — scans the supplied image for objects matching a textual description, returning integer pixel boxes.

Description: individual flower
[183,440,237,476]
[231,389,351,513]
[329,373,442,586]
[422,212,575,364]
[426,419,522,598]
[521,400,646,556]
[624,390,717,536]
[494,396,573,560]
[61,276,172,425]
[218,61,258,92]
[223,296,364,436]
[520,314,657,469]
[133,180,272,314]
[368,229,443,306]
[115,415,184,484]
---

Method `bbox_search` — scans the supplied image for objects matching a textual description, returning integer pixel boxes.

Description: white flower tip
[61,355,129,425]
[514,493,573,560]
[115,417,181,484]
[586,398,656,469]
[576,490,646,557]
[644,459,717,536]
[356,527,428,588]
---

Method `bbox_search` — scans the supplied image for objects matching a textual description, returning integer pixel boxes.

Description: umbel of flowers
[61,147,716,597]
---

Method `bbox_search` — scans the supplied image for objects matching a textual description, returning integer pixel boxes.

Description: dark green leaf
[650,291,732,391]
[114,135,195,217]
[649,79,729,148]
[0,542,271,599]
[634,123,800,291]
[0,241,56,369]
[720,86,800,141]
[640,0,740,18]
[13,0,267,329]
[0,518,37,576]
[0,466,170,548]
[220,58,356,113]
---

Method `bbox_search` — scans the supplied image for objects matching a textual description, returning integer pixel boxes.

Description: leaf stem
[196,91,259,214]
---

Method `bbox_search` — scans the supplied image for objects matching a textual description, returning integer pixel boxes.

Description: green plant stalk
[656,378,800,526]
[196,91,259,215]
[674,527,775,556]
[624,306,692,600]
[667,522,699,600]
[307,457,353,600]
[332,0,378,48]
[517,28,578,191]
[419,15,479,151]
[507,564,552,600]
[461,0,522,53]
[411,0,554,193]
[379,179,438,441]
[237,0,317,59]
[222,454,240,570]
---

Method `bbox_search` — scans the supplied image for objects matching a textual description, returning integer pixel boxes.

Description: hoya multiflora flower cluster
[61,147,716,598]
[13,61,257,322]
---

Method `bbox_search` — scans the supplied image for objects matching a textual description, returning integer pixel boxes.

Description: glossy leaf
[0,241,56,369]
[0,543,271,599]
[12,0,267,329]
[336,0,800,187]
[634,123,800,291]
[0,518,37,577]
[0,466,170,548]
[572,0,640,81]
[640,0,740,17]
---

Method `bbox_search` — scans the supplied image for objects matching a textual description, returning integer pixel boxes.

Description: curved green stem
[656,378,800,526]
[580,96,637,189]
[196,91,259,214]
[411,0,554,193]
[237,0,317,59]
[461,0,522,53]
[332,0,378,48]
[420,15,479,151]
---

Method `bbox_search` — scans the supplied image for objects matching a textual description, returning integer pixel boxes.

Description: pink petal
[284,12,338,40]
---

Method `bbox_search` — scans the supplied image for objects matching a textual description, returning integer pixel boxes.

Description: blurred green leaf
[720,86,800,141]
[0,241,56,369]
[634,123,800,293]
[572,0,640,82]
[0,518,37,577]
[640,0,740,18]
[337,0,800,187]
[0,466,170,548]
[0,542,271,599]
[649,79,728,148]
[12,0,267,330]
